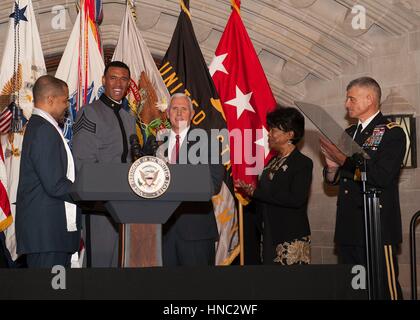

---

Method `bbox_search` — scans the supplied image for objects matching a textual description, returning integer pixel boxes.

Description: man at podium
[72,61,136,267]
[319,77,406,300]
[158,93,224,267]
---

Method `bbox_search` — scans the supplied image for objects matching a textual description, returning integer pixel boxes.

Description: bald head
[33,75,68,105]
[33,75,69,123]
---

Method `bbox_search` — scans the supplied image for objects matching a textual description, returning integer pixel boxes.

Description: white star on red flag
[255,126,270,159]
[211,1,276,203]
[225,86,255,119]
[209,53,229,77]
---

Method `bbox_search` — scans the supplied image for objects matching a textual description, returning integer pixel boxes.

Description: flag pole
[231,0,240,15]
[128,0,137,22]
[239,202,244,265]
[231,0,244,266]
[180,0,192,19]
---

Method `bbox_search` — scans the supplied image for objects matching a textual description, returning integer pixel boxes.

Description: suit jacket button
[344,190,349,194]
[343,178,347,182]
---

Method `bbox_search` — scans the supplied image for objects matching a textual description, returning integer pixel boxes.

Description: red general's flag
[210,0,276,204]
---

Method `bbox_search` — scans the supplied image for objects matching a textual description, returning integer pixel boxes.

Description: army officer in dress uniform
[72,61,136,267]
[320,77,406,300]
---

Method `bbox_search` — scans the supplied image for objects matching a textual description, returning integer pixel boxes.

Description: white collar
[170,126,190,143]
[358,110,380,130]
[33,107,60,131]
[109,97,122,104]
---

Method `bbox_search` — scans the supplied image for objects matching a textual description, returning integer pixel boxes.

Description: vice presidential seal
[128,156,171,198]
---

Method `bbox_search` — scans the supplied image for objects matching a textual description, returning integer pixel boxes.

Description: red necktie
[171,134,180,163]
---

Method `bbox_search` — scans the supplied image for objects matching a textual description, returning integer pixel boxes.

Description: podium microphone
[129,134,143,162]
[142,135,158,156]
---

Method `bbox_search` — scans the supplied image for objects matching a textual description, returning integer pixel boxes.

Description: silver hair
[167,93,194,113]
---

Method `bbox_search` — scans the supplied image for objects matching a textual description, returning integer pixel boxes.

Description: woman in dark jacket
[239,107,313,265]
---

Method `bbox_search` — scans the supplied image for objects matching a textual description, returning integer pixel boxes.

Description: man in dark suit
[157,93,224,266]
[320,77,406,300]
[16,75,81,268]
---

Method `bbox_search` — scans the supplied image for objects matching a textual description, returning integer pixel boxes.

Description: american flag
[0,142,12,232]
[0,104,12,134]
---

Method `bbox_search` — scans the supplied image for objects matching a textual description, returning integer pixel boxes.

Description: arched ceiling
[0,0,419,105]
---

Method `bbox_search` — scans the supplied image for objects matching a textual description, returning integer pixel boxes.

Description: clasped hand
[319,136,346,167]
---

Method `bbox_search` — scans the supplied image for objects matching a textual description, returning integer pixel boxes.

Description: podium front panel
[104,201,181,224]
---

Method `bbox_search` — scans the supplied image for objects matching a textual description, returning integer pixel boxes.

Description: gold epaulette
[386,122,401,129]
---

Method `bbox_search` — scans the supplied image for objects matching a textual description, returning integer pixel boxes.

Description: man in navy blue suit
[159,93,224,266]
[16,75,81,268]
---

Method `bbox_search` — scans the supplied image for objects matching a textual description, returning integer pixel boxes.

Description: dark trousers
[84,213,119,267]
[0,232,9,268]
[163,223,215,267]
[26,252,72,268]
[243,203,262,265]
[337,245,403,300]
[1,233,28,268]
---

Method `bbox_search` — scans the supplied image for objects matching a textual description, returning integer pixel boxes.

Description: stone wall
[301,26,420,299]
